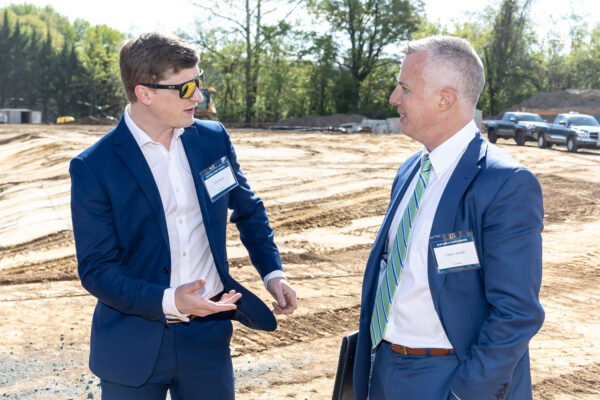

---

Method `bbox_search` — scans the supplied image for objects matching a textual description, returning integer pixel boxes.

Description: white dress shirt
[383,120,477,348]
[124,106,224,320]
[125,107,284,320]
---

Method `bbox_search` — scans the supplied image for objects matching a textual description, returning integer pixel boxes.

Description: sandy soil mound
[516,89,600,109]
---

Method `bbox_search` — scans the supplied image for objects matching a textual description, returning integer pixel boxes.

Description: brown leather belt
[166,291,225,324]
[386,342,455,356]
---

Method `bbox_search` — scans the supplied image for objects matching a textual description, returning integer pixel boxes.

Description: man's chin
[181,115,195,127]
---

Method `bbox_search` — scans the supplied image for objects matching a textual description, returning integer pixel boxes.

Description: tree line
[1,1,599,124]
[0,5,125,122]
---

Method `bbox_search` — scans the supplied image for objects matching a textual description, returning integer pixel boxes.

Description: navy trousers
[101,319,234,400]
[368,341,459,400]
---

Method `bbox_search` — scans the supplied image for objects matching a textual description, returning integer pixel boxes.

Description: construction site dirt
[0,124,598,399]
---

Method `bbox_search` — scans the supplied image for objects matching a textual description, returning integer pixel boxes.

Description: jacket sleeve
[70,156,167,322]
[449,168,545,399]
[220,124,283,279]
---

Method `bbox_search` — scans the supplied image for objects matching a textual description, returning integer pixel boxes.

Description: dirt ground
[0,124,599,399]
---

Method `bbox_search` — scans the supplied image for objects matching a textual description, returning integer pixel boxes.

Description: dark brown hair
[119,32,199,103]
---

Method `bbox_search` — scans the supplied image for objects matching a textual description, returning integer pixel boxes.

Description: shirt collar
[124,104,185,148]
[422,120,477,178]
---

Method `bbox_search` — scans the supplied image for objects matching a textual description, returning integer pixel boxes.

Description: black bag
[332,331,358,400]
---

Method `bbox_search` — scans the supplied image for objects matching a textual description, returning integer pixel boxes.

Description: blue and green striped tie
[370,154,433,348]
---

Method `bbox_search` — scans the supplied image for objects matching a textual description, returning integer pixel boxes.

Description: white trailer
[0,108,42,124]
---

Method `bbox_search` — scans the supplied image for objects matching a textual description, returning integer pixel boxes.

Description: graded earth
[0,125,598,399]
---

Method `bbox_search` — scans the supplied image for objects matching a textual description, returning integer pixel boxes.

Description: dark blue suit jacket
[70,117,281,386]
[353,133,545,400]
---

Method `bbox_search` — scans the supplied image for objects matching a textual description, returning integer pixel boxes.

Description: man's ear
[134,85,153,106]
[439,88,457,111]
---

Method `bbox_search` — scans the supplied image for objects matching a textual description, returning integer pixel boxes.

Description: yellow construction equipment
[195,88,218,120]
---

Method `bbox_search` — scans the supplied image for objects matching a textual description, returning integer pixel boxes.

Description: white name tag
[430,232,480,273]
[200,156,238,202]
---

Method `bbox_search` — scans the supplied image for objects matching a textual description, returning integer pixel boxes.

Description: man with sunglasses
[69,32,297,399]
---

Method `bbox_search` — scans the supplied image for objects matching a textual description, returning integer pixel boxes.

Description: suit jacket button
[163,267,169,274]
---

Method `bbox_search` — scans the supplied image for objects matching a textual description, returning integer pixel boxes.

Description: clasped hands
[174,277,297,318]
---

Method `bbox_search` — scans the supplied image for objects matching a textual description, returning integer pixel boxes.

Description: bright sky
[1,0,598,41]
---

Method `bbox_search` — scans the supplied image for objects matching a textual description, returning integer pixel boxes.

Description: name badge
[430,231,480,274]
[200,156,238,202]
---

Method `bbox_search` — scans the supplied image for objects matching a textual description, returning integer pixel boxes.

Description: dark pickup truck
[537,112,600,152]
[483,112,549,146]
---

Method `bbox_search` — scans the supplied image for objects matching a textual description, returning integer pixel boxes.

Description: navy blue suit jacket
[70,117,281,386]
[353,133,545,400]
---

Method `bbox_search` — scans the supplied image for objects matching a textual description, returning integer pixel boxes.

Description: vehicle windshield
[518,114,544,122]
[567,115,599,126]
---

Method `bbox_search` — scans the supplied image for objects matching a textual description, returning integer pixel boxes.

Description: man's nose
[389,86,401,105]
[190,87,203,102]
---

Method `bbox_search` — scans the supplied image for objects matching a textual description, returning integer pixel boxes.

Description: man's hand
[174,279,242,317]
[266,277,297,315]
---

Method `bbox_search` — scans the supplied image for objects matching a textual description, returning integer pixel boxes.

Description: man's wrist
[263,270,285,288]
[162,287,190,321]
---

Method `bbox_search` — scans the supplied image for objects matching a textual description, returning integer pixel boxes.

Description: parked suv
[537,112,600,152]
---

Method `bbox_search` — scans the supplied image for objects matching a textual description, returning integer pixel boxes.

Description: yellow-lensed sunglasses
[141,70,203,99]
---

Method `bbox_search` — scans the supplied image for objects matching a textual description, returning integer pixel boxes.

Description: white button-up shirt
[125,106,224,320]
[383,120,477,348]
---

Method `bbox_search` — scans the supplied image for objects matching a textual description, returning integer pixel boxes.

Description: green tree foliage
[308,0,423,111]
[188,28,246,122]
[185,0,305,123]
[256,21,296,122]
[7,20,30,107]
[473,1,600,115]
[480,0,537,115]
[2,2,600,124]
[36,32,55,119]
[55,42,85,115]
[550,13,600,90]
[305,34,337,116]
[79,24,125,118]
[0,5,125,121]
[187,0,299,122]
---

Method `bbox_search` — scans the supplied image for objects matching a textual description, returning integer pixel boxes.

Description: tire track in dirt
[0,175,70,200]
[256,171,381,199]
[0,133,37,145]
[224,186,390,248]
[231,304,360,357]
[533,362,600,399]
[264,186,389,231]
[541,253,600,298]
[0,230,73,260]
[538,173,600,224]
[0,255,77,285]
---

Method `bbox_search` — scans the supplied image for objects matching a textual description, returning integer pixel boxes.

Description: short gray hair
[402,35,485,106]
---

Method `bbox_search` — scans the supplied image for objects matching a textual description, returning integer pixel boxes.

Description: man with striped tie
[352,36,544,400]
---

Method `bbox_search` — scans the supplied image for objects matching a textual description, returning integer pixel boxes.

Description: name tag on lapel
[430,231,480,273]
[200,156,238,202]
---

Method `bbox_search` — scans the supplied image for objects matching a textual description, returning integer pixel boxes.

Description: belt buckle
[403,346,408,355]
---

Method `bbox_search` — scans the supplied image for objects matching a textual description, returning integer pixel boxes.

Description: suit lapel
[180,126,225,268]
[365,155,421,300]
[428,133,487,305]
[112,118,170,248]
[180,125,210,217]
[384,157,421,243]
